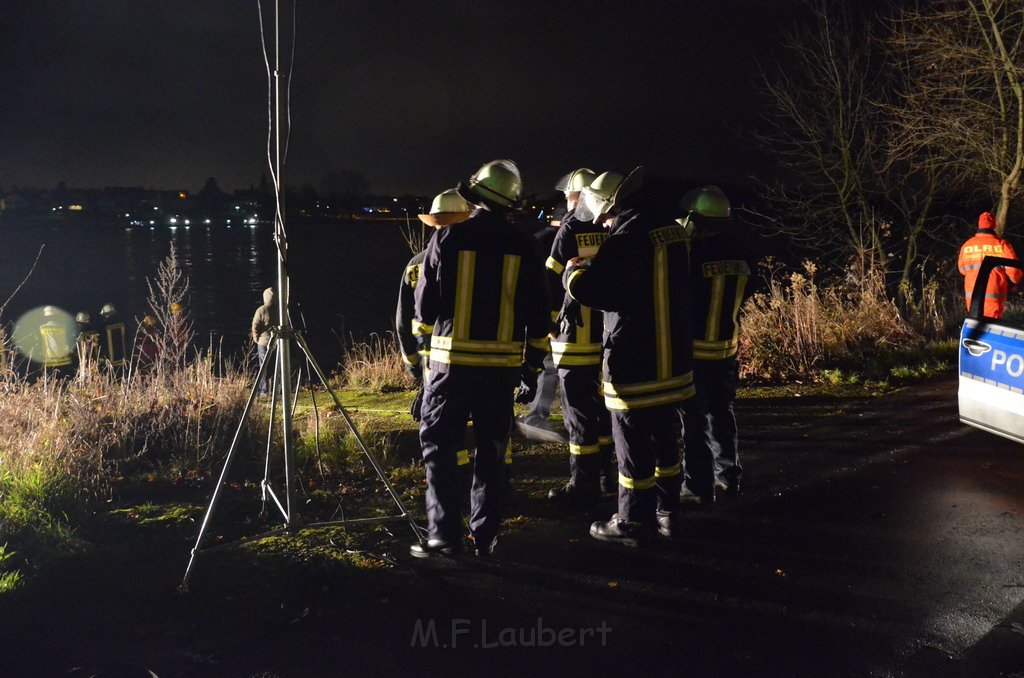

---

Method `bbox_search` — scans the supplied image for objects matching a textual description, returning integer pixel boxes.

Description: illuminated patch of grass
[244,526,392,569]
[110,502,203,525]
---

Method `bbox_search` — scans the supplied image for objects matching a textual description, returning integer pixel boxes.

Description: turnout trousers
[680,356,741,494]
[610,405,682,524]
[419,366,516,545]
[557,365,605,490]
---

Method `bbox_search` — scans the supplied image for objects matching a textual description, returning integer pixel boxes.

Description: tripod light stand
[180,0,423,592]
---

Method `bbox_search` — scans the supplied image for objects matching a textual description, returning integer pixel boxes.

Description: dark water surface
[0,219,413,369]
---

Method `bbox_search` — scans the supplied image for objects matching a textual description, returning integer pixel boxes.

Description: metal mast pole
[273,0,297,528]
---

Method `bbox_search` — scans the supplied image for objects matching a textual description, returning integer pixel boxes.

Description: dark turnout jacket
[413,208,551,373]
[395,249,427,369]
[565,207,695,410]
[545,207,609,368]
[687,220,756,361]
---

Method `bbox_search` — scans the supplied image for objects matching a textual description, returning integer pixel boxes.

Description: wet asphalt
[3,376,1023,677]
[368,377,1024,677]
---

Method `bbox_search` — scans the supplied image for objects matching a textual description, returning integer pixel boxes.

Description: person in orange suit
[958,211,1023,318]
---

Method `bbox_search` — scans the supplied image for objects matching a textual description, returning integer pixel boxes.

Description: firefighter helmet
[581,167,644,223]
[170,302,184,315]
[75,311,90,324]
[681,185,731,219]
[418,188,473,227]
[101,303,117,317]
[458,159,522,209]
[554,168,597,194]
[43,305,58,318]
[143,315,157,327]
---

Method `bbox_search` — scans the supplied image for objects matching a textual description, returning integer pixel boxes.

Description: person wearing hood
[958,211,1022,319]
[251,287,276,395]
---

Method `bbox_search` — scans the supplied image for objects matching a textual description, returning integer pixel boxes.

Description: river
[0,219,417,369]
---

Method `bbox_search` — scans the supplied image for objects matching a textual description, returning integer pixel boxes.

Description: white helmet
[458,159,523,209]
[101,303,117,317]
[581,167,644,223]
[554,168,597,194]
[418,188,473,227]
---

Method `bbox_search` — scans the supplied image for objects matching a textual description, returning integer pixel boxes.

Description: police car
[959,256,1024,442]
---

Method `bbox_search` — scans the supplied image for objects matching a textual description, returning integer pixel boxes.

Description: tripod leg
[180,337,278,593]
[261,346,282,513]
[293,331,424,543]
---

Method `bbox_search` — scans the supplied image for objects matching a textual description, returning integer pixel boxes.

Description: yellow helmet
[418,188,473,227]
[554,168,596,194]
[170,302,184,315]
[581,167,644,223]
[142,315,157,327]
[459,159,522,209]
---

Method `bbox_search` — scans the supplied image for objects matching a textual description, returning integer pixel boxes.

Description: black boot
[548,482,600,506]
[589,514,650,548]
[656,510,681,538]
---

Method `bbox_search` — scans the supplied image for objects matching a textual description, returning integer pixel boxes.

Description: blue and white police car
[959,256,1024,442]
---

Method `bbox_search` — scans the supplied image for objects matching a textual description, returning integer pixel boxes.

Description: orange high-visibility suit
[958,212,1023,318]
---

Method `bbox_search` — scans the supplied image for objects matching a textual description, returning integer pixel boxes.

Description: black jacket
[687,219,757,361]
[546,207,609,367]
[395,249,426,369]
[565,207,694,409]
[414,208,551,374]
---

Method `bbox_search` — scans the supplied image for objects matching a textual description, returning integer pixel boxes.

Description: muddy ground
[1,376,1023,677]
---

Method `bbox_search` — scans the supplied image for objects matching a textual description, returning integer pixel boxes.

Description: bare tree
[753,0,880,259]
[888,0,1024,235]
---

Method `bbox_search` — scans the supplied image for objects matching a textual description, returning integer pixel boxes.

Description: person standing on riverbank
[411,160,550,558]
[396,188,475,484]
[251,287,276,396]
[100,303,127,375]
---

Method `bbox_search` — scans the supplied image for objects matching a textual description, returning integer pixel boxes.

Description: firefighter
[39,306,74,376]
[396,188,478,484]
[544,167,615,504]
[411,160,550,557]
[100,303,127,373]
[75,311,101,371]
[516,206,567,445]
[958,211,1023,319]
[565,168,695,545]
[678,186,755,502]
[137,315,160,370]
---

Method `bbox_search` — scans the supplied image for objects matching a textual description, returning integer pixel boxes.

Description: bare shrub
[741,258,924,381]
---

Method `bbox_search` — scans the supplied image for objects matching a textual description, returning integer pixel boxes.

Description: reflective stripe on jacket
[565,207,695,410]
[547,208,607,368]
[413,208,551,373]
[958,229,1022,318]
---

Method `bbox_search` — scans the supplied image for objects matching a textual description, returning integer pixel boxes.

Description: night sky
[0,0,812,197]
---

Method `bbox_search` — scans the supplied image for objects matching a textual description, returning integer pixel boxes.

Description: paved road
[3,376,1022,676]
[376,377,1024,677]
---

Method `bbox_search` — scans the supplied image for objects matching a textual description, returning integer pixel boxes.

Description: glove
[514,366,540,405]
[557,297,585,337]
[410,387,425,422]
[404,361,423,383]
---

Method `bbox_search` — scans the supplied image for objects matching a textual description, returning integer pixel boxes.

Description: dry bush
[741,259,926,381]
[339,332,411,391]
[0,346,255,490]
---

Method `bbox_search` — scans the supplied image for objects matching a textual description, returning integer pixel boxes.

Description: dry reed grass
[741,259,926,381]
